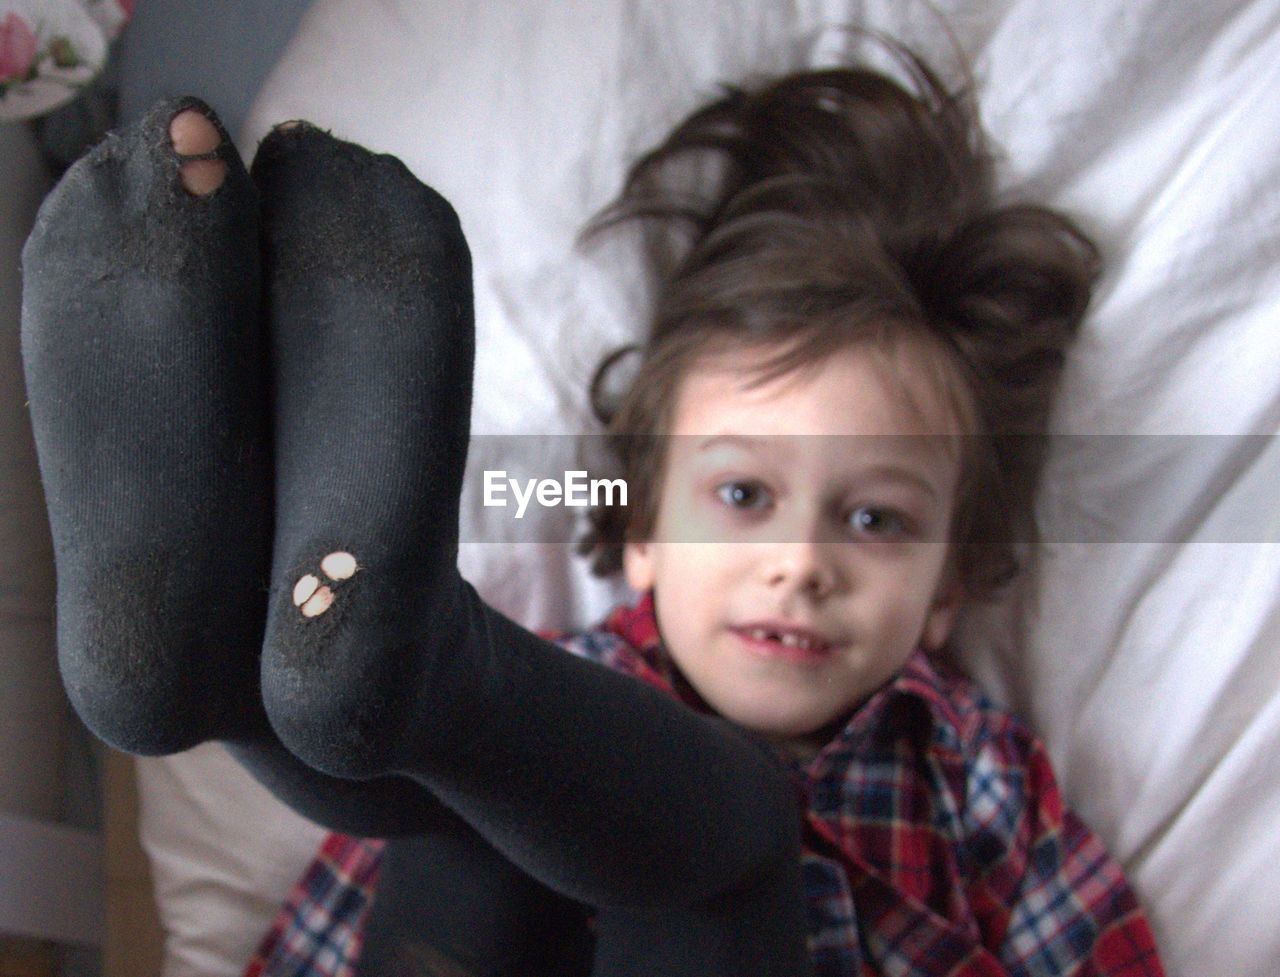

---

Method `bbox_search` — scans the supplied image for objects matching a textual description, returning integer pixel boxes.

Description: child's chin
[720,699,835,746]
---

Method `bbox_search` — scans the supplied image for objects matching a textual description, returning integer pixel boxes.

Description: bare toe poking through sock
[170,109,219,154]
[320,551,358,581]
[169,109,227,195]
[293,574,321,607]
[180,159,227,196]
[291,552,358,618]
[300,584,335,618]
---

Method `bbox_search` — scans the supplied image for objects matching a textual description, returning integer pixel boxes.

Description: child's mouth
[731,623,835,663]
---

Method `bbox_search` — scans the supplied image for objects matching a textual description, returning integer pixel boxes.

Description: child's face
[624,342,963,752]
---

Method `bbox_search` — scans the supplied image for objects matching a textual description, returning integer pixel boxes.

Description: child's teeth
[781,633,814,649]
[746,627,817,650]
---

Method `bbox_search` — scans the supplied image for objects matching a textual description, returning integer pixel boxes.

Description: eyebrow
[696,434,769,454]
[856,463,943,503]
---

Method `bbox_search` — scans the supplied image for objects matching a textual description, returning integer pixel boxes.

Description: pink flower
[0,12,38,84]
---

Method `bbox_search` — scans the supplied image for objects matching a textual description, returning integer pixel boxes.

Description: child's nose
[762,533,844,599]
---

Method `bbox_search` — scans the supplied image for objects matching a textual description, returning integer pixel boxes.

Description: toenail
[169,109,221,155]
[301,586,335,618]
[275,120,304,132]
[293,573,321,607]
[320,551,358,581]
[179,158,228,196]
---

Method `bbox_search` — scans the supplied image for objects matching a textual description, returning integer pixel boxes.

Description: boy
[21,50,1164,977]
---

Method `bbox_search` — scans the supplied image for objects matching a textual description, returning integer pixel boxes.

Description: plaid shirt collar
[606,593,1162,977]
[810,649,965,769]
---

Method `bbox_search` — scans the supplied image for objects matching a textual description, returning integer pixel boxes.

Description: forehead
[669,342,966,440]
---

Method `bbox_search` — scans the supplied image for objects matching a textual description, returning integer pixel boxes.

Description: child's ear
[922,580,962,651]
[623,540,656,593]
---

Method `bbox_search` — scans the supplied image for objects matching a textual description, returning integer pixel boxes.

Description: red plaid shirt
[245,596,1164,977]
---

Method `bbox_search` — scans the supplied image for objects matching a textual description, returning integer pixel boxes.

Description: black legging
[28,98,812,977]
[223,583,811,976]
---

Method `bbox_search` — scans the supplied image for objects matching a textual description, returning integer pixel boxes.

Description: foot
[250,123,474,778]
[21,98,273,754]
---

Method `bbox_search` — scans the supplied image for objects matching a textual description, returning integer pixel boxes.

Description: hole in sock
[169,110,220,154]
[293,573,321,607]
[301,585,335,618]
[169,109,227,195]
[321,551,358,581]
[179,158,228,196]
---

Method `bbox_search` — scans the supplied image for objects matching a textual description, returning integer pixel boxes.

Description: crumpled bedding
[0,0,130,120]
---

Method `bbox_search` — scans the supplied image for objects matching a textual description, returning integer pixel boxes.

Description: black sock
[21,97,273,754]
[250,127,813,976]
[248,123,475,767]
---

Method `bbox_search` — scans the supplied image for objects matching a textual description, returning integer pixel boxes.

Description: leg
[222,736,469,840]
[591,849,810,977]
[360,835,593,977]
[228,741,591,977]
[252,126,812,973]
[22,102,575,977]
[17,97,510,842]
[18,95,449,833]
[19,100,594,977]
[21,96,272,754]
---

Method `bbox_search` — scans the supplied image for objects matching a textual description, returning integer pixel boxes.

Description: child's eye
[716,480,771,511]
[845,505,909,538]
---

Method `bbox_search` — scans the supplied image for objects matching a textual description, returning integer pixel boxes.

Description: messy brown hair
[579,41,1099,601]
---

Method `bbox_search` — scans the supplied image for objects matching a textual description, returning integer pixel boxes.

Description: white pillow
[136,747,326,977]
[137,3,1280,976]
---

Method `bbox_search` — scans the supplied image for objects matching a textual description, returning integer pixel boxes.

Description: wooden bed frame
[104,749,164,977]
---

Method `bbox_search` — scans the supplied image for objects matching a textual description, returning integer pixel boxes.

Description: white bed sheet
[138,3,1280,975]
